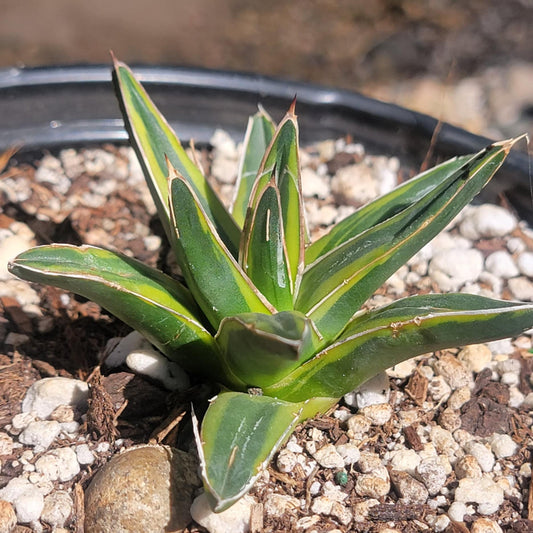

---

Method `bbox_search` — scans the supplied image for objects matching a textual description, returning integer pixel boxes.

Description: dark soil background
[2,0,532,96]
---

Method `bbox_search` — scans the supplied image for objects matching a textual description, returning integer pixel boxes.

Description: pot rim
[0,64,530,216]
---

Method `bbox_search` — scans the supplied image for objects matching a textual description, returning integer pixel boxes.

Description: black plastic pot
[1,65,531,220]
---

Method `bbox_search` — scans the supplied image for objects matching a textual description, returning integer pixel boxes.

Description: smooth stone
[429,248,484,292]
[485,250,519,279]
[508,276,533,301]
[457,344,492,373]
[125,349,190,391]
[517,251,533,277]
[191,492,255,533]
[85,445,200,533]
[459,204,517,240]
[22,378,89,419]
[103,331,152,368]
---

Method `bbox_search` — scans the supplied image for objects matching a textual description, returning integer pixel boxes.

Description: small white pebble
[18,421,61,451]
[345,372,390,409]
[501,371,519,386]
[486,338,514,355]
[415,457,447,496]
[13,489,44,524]
[312,444,344,469]
[40,491,73,528]
[75,444,95,465]
[332,409,352,423]
[126,349,190,390]
[359,403,392,426]
[457,344,492,373]
[497,358,521,374]
[485,250,519,278]
[518,251,533,277]
[388,449,421,476]
[309,481,321,495]
[509,386,525,408]
[448,501,468,522]
[464,441,495,473]
[285,438,303,454]
[335,443,360,466]
[459,204,517,240]
[96,442,110,453]
[22,377,89,419]
[507,237,526,254]
[35,447,80,482]
[355,474,390,498]
[276,449,298,473]
[346,414,371,441]
[60,421,80,434]
[454,477,504,515]
[10,412,35,433]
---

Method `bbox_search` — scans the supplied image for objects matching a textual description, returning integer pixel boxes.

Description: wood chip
[86,367,118,443]
[528,464,533,520]
[403,425,423,451]
[249,502,264,533]
[447,521,470,533]
[73,482,85,533]
[0,296,33,335]
[149,403,187,444]
[368,503,427,521]
[405,370,428,405]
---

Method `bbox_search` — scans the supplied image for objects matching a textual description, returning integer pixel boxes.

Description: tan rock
[85,445,200,533]
[0,500,17,533]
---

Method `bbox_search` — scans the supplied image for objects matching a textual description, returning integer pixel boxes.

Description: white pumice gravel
[454,476,505,515]
[21,377,89,419]
[2,136,533,532]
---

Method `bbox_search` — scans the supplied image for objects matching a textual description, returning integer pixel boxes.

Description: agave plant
[8,59,533,512]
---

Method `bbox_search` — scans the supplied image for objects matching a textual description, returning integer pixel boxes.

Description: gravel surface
[1,130,533,532]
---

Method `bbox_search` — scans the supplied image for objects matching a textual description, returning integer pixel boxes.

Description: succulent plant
[9,59,533,512]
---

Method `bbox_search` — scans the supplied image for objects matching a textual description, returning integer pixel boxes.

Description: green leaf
[215,311,322,387]
[296,139,516,341]
[240,182,293,310]
[265,293,533,402]
[195,391,336,512]
[169,173,275,330]
[231,108,276,227]
[241,104,305,293]
[112,59,241,256]
[305,155,472,264]
[7,245,227,379]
